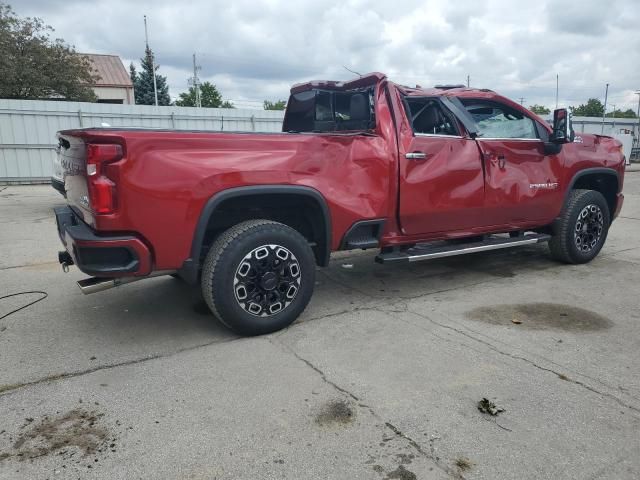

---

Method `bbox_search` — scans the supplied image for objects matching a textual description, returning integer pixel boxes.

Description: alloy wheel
[233,244,301,317]
[574,204,604,253]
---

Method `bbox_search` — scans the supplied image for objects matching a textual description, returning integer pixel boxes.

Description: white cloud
[13,0,640,111]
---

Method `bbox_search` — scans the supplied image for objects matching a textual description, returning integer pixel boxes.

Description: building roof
[80,53,133,88]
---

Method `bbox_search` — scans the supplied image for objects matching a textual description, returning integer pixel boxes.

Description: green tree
[131,46,170,105]
[175,81,232,107]
[129,62,137,86]
[606,108,637,119]
[528,104,550,115]
[570,98,605,117]
[0,3,98,101]
[264,100,287,110]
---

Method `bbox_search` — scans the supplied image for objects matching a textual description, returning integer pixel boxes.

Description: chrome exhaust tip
[77,277,119,294]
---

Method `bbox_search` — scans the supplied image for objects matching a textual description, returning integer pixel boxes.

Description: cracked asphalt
[1,172,640,479]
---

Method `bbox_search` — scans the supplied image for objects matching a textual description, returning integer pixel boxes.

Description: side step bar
[375,234,551,264]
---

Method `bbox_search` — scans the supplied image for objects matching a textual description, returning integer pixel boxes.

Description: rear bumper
[50,177,66,197]
[54,206,152,277]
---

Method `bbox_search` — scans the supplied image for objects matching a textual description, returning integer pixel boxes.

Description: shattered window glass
[463,100,538,139]
[282,88,374,133]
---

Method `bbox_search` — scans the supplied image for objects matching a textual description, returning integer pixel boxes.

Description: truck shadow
[68,244,557,343]
[65,276,236,344]
[299,244,560,323]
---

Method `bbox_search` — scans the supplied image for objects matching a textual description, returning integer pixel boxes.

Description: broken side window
[404,97,460,136]
[282,88,375,133]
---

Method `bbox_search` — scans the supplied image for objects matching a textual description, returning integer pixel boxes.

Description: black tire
[201,220,315,335]
[549,189,610,264]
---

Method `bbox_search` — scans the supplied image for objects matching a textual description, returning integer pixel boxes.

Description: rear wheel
[201,220,315,335]
[549,189,610,264]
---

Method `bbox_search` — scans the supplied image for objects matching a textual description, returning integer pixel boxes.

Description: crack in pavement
[405,307,640,416]
[0,263,509,399]
[0,335,241,397]
[437,309,640,402]
[269,336,463,479]
[305,263,640,403]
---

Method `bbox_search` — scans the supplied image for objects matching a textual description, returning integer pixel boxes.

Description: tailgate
[57,133,92,223]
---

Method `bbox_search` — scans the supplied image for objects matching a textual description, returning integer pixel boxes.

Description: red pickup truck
[54,72,625,335]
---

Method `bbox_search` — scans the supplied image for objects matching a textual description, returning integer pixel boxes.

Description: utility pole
[601,83,609,135]
[190,53,202,108]
[144,15,159,106]
[519,97,525,106]
[555,74,559,109]
[466,75,470,88]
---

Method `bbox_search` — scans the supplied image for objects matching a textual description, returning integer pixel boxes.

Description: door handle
[405,152,428,160]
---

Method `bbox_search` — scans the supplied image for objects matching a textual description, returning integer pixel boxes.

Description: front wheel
[201,220,316,335]
[549,189,610,264]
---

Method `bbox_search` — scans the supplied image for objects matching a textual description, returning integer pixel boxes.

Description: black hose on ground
[0,291,48,323]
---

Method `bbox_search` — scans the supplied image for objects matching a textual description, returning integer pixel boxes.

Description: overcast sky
[13,0,640,111]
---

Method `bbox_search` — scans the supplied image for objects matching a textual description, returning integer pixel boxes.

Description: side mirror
[543,142,562,155]
[550,108,574,144]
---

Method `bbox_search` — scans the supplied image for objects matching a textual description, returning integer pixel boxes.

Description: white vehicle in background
[613,134,632,165]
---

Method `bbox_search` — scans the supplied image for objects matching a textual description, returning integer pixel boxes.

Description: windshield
[282,88,375,133]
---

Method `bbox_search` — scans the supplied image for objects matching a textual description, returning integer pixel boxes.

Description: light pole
[144,15,159,106]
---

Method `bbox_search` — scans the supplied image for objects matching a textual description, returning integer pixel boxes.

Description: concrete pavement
[1,175,639,479]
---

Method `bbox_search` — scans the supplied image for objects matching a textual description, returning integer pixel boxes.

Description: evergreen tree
[129,62,137,86]
[132,46,170,105]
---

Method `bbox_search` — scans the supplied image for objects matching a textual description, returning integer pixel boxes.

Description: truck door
[461,99,563,225]
[398,97,485,235]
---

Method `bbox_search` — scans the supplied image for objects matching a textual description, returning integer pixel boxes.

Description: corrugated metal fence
[0,99,285,183]
[3,101,638,183]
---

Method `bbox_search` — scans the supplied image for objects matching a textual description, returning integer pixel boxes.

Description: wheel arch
[565,168,619,220]
[179,185,331,284]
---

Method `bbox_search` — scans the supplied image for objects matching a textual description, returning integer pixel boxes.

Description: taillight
[86,143,123,214]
